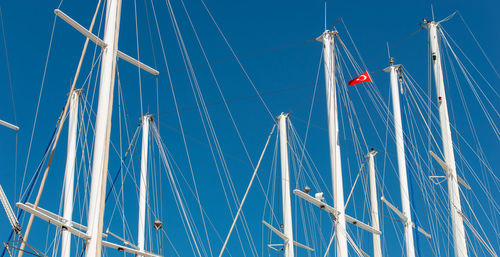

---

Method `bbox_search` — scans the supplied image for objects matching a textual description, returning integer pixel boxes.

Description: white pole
[85,0,122,256]
[426,20,468,257]
[277,113,294,257]
[366,150,382,257]
[320,30,349,257]
[387,59,415,257]
[138,115,151,254]
[60,90,80,257]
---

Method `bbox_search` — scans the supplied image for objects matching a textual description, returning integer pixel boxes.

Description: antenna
[431,4,435,21]
[324,0,327,30]
[386,42,391,59]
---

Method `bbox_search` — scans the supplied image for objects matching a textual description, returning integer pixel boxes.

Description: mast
[60,89,80,257]
[138,115,151,254]
[366,149,382,257]
[277,113,294,257]
[385,58,416,257]
[425,20,468,257]
[320,30,349,257]
[85,0,122,256]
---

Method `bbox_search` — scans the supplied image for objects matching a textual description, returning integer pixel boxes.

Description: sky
[0,0,499,257]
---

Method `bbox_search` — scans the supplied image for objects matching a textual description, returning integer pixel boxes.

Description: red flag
[348,71,372,86]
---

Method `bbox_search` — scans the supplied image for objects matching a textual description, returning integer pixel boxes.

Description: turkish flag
[348,72,372,86]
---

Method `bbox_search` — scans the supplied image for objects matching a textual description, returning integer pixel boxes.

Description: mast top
[276,112,289,120]
[422,19,437,30]
[365,148,378,158]
[384,57,401,72]
[423,11,457,29]
[315,29,338,42]
[139,114,154,124]
[67,88,83,97]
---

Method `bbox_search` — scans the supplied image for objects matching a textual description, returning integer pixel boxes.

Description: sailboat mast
[138,115,151,254]
[386,59,416,257]
[85,0,122,256]
[60,90,80,257]
[425,20,468,257]
[320,30,349,257]
[277,113,295,257]
[366,150,382,257]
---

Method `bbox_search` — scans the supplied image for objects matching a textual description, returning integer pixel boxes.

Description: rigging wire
[198,0,275,120]
[0,125,58,257]
[365,27,424,67]
[0,0,16,126]
[154,125,237,257]
[133,0,144,117]
[155,82,317,117]
[456,11,500,80]
[218,123,276,257]
[151,122,205,257]
[18,13,58,206]
[0,7,19,203]
[118,38,314,86]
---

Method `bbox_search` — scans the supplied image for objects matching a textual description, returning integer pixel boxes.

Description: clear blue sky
[0,0,498,257]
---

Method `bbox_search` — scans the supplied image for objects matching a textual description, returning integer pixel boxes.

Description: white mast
[85,0,122,256]
[425,20,468,257]
[320,30,349,257]
[138,115,151,254]
[385,58,416,257]
[60,89,80,257]
[366,149,382,257]
[277,113,294,257]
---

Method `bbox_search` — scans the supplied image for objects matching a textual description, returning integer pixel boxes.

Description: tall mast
[320,30,349,257]
[60,90,80,257]
[138,115,151,254]
[425,20,468,257]
[85,0,122,256]
[366,149,382,257]
[385,58,415,257]
[277,113,294,257]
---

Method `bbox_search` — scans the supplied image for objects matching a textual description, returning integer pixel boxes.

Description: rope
[218,124,276,257]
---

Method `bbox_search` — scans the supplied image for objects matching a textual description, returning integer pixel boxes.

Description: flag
[348,71,372,86]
